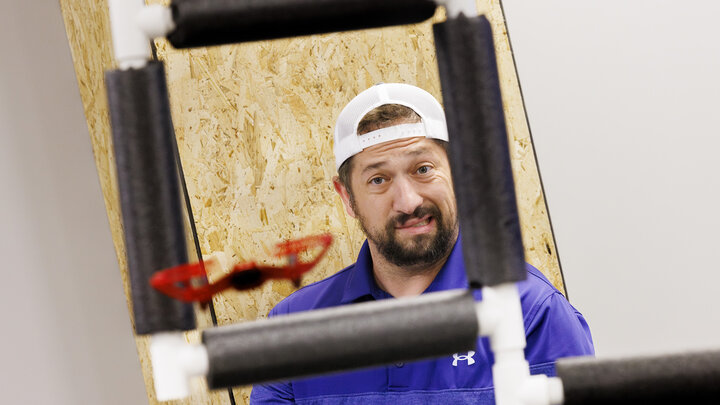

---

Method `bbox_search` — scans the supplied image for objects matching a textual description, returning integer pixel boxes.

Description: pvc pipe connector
[136,5,176,40]
[437,0,478,18]
[107,0,174,69]
[519,375,565,405]
[150,333,209,401]
[477,283,562,405]
[107,0,151,69]
[493,350,531,405]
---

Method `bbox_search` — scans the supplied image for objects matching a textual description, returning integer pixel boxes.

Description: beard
[356,203,457,268]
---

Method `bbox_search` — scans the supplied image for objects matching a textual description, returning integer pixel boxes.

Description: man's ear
[333,176,357,218]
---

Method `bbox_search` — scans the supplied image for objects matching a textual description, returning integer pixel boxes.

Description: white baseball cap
[333,83,449,170]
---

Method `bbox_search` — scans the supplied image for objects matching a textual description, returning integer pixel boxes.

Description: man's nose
[392,177,423,215]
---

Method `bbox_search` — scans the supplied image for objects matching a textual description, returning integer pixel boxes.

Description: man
[250,83,594,404]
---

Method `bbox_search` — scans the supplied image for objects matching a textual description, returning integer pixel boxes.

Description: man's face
[335,137,458,268]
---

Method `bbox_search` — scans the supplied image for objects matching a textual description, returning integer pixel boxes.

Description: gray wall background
[1,1,718,404]
[0,1,147,404]
[503,0,720,357]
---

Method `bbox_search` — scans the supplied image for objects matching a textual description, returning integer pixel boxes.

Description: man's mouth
[411,218,430,227]
[396,215,434,232]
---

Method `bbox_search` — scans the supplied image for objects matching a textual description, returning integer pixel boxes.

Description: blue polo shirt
[250,235,594,404]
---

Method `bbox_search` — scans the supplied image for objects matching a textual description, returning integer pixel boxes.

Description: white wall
[0,2,147,404]
[502,0,720,356]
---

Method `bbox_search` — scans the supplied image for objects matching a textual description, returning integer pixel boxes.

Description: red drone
[150,233,333,303]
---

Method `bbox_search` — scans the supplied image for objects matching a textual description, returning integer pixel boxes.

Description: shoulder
[517,264,586,330]
[269,264,355,317]
[518,263,564,310]
[518,264,595,360]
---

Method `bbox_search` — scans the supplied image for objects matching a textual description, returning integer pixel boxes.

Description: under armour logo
[452,351,476,366]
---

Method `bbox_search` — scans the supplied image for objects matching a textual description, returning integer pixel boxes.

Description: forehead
[352,137,447,174]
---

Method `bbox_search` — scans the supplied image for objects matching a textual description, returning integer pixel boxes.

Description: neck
[367,241,453,298]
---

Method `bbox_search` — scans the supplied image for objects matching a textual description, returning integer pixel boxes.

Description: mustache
[391,205,441,227]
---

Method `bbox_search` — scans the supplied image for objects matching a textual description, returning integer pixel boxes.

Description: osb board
[152,0,563,298]
[58,0,229,404]
[61,0,563,404]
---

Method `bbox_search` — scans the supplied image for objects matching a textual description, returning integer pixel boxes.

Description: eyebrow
[407,147,430,157]
[359,147,432,175]
[360,161,389,175]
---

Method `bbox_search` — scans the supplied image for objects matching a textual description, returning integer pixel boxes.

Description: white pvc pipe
[150,332,209,401]
[547,377,565,405]
[477,283,562,405]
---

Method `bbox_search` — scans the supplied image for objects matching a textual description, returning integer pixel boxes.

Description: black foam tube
[106,61,196,335]
[202,289,478,388]
[557,350,720,405]
[433,15,526,288]
[167,0,437,48]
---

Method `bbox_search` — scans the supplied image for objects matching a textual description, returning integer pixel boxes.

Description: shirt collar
[340,234,468,304]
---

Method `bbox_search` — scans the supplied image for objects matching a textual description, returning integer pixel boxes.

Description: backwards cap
[333,83,449,170]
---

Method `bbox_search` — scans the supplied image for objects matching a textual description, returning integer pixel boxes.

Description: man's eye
[417,166,431,174]
[370,177,385,185]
